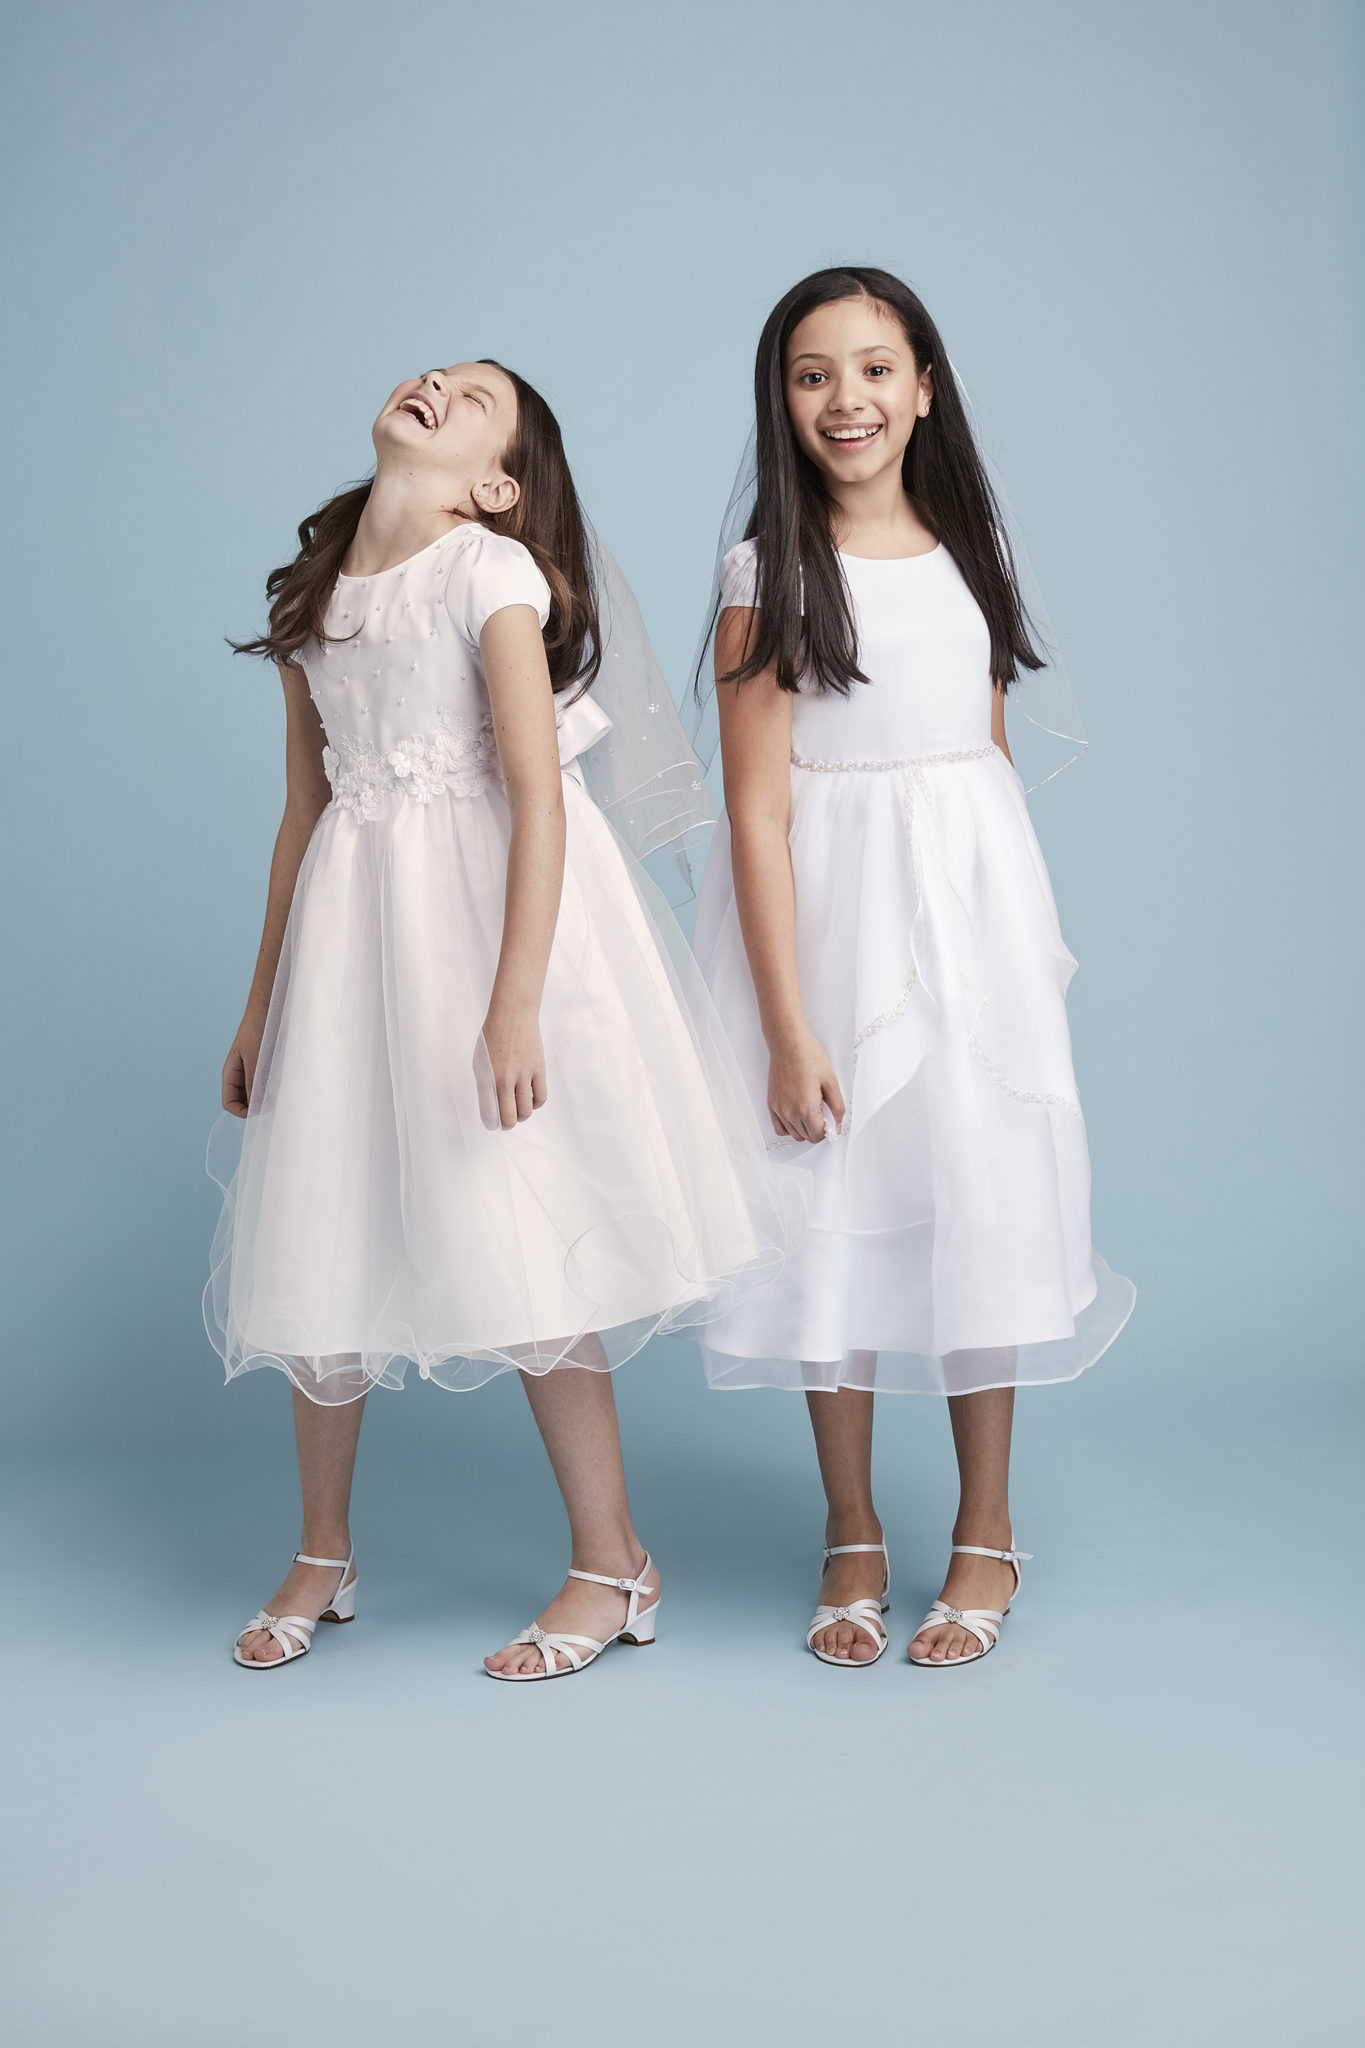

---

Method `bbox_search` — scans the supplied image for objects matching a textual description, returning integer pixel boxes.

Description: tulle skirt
[206,772,797,1403]
[692,747,1135,1395]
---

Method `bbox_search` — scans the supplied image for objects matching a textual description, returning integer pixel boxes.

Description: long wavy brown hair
[232,362,601,694]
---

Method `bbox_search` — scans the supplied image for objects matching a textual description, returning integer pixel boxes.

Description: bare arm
[478,602,566,1129]
[222,663,331,1115]
[991,682,1014,766]
[716,608,844,1144]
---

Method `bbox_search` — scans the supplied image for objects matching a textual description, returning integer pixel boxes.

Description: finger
[497,1079,518,1131]
[515,1076,534,1122]
[802,1104,827,1143]
[531,1067,548,1111]
[825,1080,847,1133]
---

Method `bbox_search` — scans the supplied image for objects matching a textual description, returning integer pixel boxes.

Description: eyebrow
[789,344,904,365]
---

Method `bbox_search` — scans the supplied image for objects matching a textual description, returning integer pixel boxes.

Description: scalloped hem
[206,1264,770,1406]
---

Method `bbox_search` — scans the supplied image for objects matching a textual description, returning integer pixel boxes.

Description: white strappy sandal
[486,1556,660,1682]
[806,1540,891,1667]
[907,1542,1031,1667]
[232,1550,357,1670]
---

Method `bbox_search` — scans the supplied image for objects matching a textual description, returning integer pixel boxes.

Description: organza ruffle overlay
[694,746,1134,1395]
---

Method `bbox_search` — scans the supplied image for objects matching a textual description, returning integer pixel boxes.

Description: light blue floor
[2,1336,1359,2047]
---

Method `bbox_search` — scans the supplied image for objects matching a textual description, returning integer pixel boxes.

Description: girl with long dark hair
[211,358,782,1679]
[692,269,1134,1668]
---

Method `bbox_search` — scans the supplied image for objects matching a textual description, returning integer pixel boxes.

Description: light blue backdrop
[1,5,1360,2046]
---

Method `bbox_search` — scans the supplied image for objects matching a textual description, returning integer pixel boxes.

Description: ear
[918,364,935,419]
[471,472,520,516]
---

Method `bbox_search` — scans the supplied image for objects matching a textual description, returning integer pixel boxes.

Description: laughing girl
[211,357,779,1679]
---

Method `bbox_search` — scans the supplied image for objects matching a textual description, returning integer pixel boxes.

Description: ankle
[951,1514,1013,1552]
[825,1508,883,1548]
[298,1531,351,1563]
[569,1532,647,1579]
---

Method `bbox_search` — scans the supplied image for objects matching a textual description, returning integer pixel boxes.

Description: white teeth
[824,426,880,441]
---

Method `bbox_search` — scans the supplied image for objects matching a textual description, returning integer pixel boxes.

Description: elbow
[505,775,566,831]
[728,802,790,856]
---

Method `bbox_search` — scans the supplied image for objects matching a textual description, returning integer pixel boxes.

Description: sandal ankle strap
[950,1544,1031,1564]
[566,1566,652,1593]
[294,1550,352,1571]
[823,1541,887,1559]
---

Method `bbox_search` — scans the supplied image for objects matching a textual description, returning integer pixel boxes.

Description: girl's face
[372,361,520,514]
[783,296,932,486]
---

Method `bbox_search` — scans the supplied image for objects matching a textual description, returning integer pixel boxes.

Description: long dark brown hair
[721,267,1043,694]
[233,361,601,694]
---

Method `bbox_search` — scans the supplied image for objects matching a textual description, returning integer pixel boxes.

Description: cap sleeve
[447,527,552,644]
[719,539,759,610]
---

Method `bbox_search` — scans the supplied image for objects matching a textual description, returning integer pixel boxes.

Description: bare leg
[908,1382,1017,1663]
[805,1376,886,1663]
[484,1344,659,1676]
[235,1386,365,1664]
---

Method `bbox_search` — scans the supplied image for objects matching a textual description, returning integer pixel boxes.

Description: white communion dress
[692,539,1135,1394]
[206,521,788,1403]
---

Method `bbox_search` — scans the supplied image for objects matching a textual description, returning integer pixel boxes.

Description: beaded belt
[791,745,997,772]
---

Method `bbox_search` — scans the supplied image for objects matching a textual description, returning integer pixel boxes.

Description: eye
[866,363,891,378]
[797,370,827,388]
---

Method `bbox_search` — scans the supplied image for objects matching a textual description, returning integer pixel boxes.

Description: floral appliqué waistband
[323,709,500,820]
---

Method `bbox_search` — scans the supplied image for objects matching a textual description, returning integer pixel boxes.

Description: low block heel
[320,1575,358,1624]
[619,1598,660,1646]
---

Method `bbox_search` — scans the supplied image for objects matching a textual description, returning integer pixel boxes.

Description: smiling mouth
[399,398,437,431]
[822,424,882,444]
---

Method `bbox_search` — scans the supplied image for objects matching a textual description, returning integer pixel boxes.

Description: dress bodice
[719,540,995,761]
[294,522,552,815]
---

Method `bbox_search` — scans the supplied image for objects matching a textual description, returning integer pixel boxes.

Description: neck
[344,465,472,576]
[825,464,923,552]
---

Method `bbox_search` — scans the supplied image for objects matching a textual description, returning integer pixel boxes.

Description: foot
[908,1536,1017,1664]
[809,1528,887,1663]
[483,1551,660,1677]
[235,1549,355,1665]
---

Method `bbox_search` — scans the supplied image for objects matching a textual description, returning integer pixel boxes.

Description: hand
[222,1012,265,1118]
[476,1001,548,1131]
[767,1030,845,1143]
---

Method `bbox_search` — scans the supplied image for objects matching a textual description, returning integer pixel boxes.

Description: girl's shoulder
[719,537,758,609]
[446,523,552,640]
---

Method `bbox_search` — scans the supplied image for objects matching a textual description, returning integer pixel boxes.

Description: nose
[827,377,865,414]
